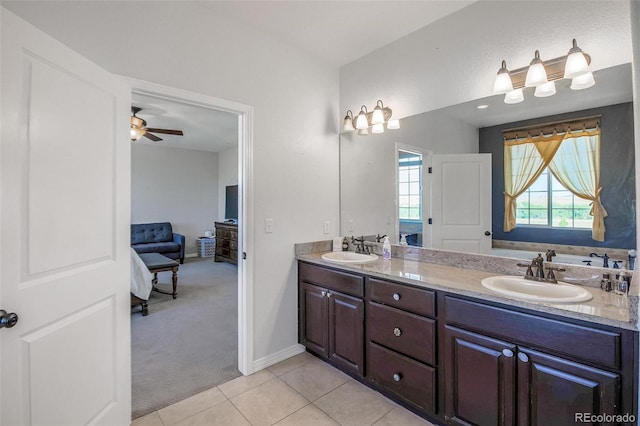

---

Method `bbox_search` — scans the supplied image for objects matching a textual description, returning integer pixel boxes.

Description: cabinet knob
[393,327,402,337]
[393,293,401,301]
[518,352,529,363]
[502,349,514,358]
[321,291,326,297]
[326,292,332,298]
[393,373,402,382]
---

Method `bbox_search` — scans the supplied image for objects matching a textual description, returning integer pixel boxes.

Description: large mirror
[339,63,635,267]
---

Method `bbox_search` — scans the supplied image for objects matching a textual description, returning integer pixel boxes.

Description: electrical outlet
[323,221,330,234]
[265,218,273,233]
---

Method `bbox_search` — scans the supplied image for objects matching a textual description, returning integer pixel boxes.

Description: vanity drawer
[367,342,436,413]
[368,302,436,365]
[444,296,621,369]
[299,262,364,297]
[367,278,435,317]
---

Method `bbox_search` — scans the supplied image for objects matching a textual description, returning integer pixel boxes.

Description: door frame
[123,77,255,375]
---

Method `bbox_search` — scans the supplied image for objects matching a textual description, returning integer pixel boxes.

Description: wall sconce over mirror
[342,99,400,136]
[493,39,594,104]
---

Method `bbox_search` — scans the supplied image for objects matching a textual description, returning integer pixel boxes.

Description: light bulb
[355,106,369,130]
[371,100,385,125]
[342,111,355,132]
[387,119,400,129]
[564,39,590,78]
[492,60,513,95]
[504,88,524,104]
[525,50,548,87]
[534,81,556,97]
[570,71,595,90]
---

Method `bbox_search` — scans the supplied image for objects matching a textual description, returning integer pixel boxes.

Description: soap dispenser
[383,236,391,260]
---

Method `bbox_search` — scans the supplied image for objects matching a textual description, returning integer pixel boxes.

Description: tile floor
[131,351,436,426]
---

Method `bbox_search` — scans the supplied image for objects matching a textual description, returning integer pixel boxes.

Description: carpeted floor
[131,257,242,419]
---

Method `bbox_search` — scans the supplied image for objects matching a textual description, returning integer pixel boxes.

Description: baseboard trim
[185,253,199,259]
[252,344,306,372]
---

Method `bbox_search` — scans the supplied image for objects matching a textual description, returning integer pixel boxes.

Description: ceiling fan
[130,106,184,142]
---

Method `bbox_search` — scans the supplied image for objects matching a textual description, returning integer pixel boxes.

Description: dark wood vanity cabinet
[298,261,638,425]
[443,296,633,426]
[298,262,365,376]
[366,277,438,414]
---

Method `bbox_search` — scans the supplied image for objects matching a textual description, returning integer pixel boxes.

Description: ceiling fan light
[371,100,385,125]
[504,88,524,104]
[564,39,590,78]
[570,71,595,90]
[493,60,513,95]
[387,119,400,130]
[130,127,143,141]
[525,50,548,87]
[534,81,556,97]
[372,123,384,134]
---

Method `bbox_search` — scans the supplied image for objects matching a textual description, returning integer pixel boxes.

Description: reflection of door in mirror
[431,154,492,254]
[397,148,425,247]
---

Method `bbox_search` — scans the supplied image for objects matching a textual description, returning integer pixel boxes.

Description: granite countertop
[297,252,639,332]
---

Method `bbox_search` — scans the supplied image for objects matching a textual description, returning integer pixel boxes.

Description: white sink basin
[321,251,378,264]
[481,275,593,304]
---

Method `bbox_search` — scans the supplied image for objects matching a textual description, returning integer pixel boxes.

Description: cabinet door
[517,348,619,426]
[444,326,516,426]
[299,282,329,358]
[328,291,364,375]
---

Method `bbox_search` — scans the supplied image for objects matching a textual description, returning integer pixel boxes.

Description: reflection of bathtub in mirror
[491,241,632,269]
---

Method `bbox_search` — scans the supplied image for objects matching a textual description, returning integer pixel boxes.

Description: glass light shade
[504,88,524,104]
[387,119,400,129]
[357,128,369,136]
[355,111,369,130]
[570,71,595,90]
[534,81,556,97]
[564,51,589,79]
[371,106,384,125]
[342,116,355,132]
[492,61,513,94]
[130,127,143,141]
[525,62,548,87]
[372,123,384,134]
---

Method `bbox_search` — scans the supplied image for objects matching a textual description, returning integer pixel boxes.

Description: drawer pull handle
[393,373,402,382]
[502,349,514,358]
[518,353,529,363]
[393,327,402,337]
[393,293,401,301]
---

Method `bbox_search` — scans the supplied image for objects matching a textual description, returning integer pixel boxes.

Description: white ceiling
[124,1,477,152]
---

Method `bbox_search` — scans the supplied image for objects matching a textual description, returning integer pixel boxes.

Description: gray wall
[131,144,220,256]
[480,102,636,249]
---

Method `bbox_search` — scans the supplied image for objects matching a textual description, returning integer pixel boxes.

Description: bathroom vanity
[297,252,639,425]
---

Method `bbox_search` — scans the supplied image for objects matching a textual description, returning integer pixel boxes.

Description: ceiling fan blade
[145,128,184,136]
[142,131,163,142]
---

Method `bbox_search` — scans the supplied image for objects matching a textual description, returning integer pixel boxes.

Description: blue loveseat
[131,222,185,264]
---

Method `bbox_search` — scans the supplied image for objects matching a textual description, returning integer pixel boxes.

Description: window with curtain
[503,117,606,241]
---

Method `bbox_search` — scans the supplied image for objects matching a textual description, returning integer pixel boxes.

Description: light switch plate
[323,221,330,234]
[265,218,273,233]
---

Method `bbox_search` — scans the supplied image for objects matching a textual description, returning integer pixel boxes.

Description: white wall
[218,146,238,222]
[3,2,340,364]
[131,144,218,256]
[340,1,633,121]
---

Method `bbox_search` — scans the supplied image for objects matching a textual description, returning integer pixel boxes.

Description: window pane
[552,191,573,208]
[409,182,420,194]
[409,168,420,181]
[409,195,420,208]
[399,195,409,207]
[529,173,547,191]
[399,169,409,182]
[399,182,409,195]
[529,192,548,209]
[552,209,573,227]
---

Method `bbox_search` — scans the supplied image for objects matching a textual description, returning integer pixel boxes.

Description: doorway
[126,77,254,418]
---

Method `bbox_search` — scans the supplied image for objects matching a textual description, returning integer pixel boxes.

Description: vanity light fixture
[342,99,399,135]
[493,39,594,104]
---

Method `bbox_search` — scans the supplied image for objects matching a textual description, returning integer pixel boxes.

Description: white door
[431,154,492,254]
[1,10,131,426]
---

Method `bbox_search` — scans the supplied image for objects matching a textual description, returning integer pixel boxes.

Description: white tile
[268,351,320,376]
[175,400,250,426]
[218,369,276,399]
[274,404,340,426]
[280,360,349,401]
[157,387,227,425]
[131,411,164,426]
[314,380,395,426]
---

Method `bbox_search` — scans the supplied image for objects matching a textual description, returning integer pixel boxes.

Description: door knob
[485,231,491,236]
[0,310,18,329]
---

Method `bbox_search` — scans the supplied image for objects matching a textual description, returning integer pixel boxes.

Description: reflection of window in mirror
[517,170,594,229]
[398,149,423,246]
